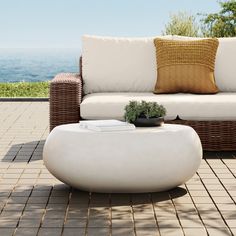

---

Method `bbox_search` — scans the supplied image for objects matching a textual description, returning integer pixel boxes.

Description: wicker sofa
[50,35,236,151]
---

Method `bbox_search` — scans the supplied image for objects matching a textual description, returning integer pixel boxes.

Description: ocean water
[0,48,81,82]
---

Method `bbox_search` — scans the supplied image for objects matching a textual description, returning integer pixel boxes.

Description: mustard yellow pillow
[153,38,219,94]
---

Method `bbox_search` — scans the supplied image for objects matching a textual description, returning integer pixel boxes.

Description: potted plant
[124,100,166,127]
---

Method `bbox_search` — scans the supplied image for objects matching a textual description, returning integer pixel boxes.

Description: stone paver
[0,102,236,235]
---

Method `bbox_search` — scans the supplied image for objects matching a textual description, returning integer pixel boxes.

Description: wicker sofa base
[49,73,236,151]
[167,120,236,151]
[50,73,82,131]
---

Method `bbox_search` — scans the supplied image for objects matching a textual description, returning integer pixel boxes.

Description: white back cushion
[215,38,236,92]
[173,35,236,92]
[82,35,172,94]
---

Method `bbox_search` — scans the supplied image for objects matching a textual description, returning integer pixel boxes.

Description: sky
[0,0,220,49]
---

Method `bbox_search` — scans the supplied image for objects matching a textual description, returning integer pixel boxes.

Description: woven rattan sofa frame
[50,58,236,151]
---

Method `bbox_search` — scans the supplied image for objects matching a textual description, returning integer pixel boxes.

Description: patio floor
[0,102,236,236]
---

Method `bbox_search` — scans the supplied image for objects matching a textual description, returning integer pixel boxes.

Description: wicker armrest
[50,73,82,131]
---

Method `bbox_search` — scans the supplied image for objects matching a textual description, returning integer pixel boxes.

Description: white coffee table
[43,123,202,193]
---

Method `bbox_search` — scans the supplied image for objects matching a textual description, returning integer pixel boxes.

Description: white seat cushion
[82,35,172,94]
[80,92,236,121]
[172,35,236,92]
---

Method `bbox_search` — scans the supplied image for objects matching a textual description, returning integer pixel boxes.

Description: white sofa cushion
[80,92,236,121]
[215,38,236,92]
[173,35,236,92]
[82,35,172,94]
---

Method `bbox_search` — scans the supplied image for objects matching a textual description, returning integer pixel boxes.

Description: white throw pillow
[82,35,172,94]
[172,35,236,92]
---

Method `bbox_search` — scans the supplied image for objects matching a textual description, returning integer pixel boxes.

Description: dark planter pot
[133,117,164,127]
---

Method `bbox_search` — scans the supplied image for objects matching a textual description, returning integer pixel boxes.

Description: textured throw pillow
[172,35,236,92]
[153,38,219,94]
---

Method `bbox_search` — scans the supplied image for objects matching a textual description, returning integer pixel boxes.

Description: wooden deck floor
[0,102,236,236]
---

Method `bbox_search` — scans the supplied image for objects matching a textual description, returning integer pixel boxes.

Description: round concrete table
[43,123,202,193]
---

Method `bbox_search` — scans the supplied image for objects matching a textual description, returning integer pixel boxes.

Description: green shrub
[0,81,49,97]
[124,100,166,123]
[162,11,200,37]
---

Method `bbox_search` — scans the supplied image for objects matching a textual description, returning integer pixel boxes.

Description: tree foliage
[201,0,236,37]
[162,11,200,37]
[162,1,236,38]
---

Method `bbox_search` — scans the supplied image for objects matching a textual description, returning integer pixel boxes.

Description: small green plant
[124,100,166,123]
